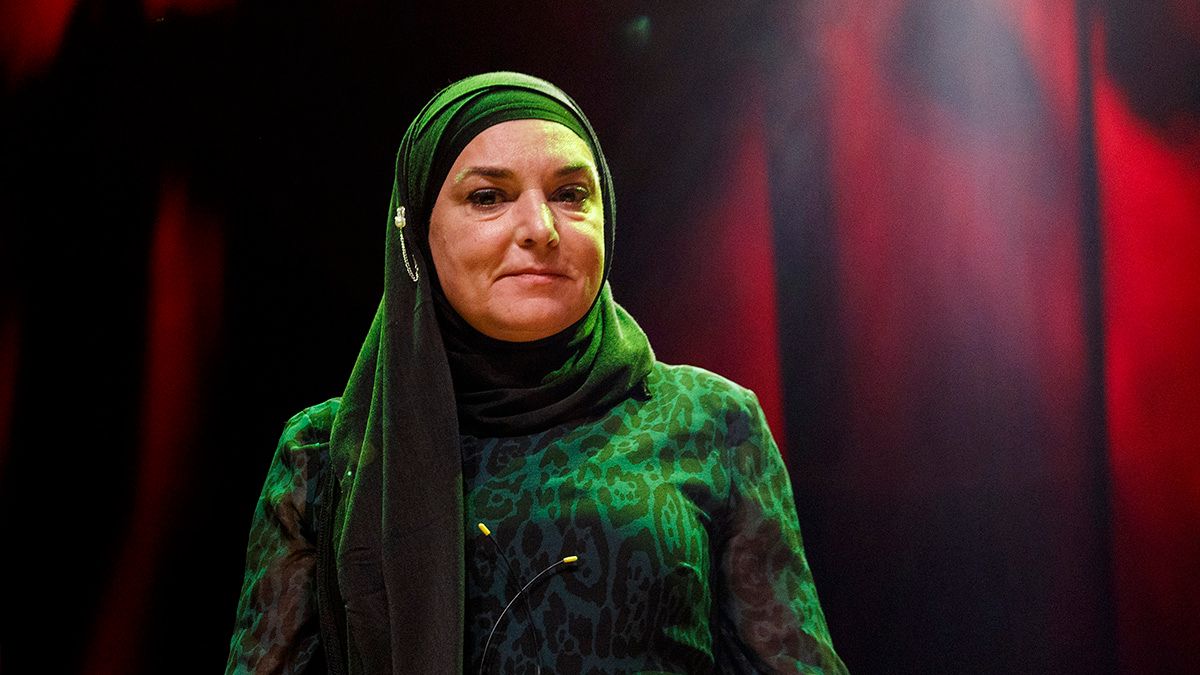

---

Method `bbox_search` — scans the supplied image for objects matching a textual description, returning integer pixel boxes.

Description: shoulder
[278,397,341,449]
[270,397,341,484]
[643,362,765,447]
[649,362,754,397]
[260,398,341,531]
[648,362,759,414]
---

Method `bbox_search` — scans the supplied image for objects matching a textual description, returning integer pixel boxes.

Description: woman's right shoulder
[277,397,342,449]
[260,398,342,539]
[229,400,341,671]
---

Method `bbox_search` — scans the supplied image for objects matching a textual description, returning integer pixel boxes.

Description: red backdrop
[1094,9,1200,671]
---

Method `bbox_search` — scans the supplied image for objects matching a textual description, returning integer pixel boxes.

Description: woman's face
[428,119,605,342]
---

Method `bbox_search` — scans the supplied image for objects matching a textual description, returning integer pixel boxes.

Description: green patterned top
[226,362,847,674]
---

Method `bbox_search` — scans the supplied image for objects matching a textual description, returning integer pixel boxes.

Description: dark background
[1,1,1197,673]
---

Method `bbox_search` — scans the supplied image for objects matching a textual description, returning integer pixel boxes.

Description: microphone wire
[476,523,544,674]
[475,522,578,675]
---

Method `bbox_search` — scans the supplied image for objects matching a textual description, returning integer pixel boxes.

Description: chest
[460,417,732,668]
[463,418,728,566]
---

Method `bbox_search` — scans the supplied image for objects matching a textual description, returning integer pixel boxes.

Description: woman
[227,72,847,674]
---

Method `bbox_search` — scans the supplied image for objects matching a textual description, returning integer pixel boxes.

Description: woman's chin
[477,301,587,342]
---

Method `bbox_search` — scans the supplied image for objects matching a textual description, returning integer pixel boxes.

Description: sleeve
[225,409,328,675]
[714,393,849,674]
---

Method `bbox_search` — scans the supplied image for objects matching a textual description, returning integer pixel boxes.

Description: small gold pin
[394,206,406,229]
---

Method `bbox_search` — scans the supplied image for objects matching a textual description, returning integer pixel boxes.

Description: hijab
[327,72,654,673]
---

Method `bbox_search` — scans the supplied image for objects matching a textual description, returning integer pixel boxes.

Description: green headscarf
[326,72,654,673]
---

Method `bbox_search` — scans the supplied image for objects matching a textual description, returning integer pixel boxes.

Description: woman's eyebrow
[555,161,594,177]
[454,166,512,183]
[454,161,596,184]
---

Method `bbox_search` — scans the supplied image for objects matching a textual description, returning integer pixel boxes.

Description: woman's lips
[500,268,567,280]
[504,271,566,284]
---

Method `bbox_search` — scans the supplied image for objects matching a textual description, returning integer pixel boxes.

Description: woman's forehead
[449,119,597,178]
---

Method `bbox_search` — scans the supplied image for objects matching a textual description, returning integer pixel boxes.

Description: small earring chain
[394,206,419,283]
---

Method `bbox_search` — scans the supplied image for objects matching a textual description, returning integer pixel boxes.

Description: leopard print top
[226,362,847,674]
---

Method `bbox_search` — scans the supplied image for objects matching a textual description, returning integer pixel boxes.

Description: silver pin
[395,206,419,283]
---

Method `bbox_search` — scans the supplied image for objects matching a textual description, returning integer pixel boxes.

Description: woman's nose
[513,190,560,248]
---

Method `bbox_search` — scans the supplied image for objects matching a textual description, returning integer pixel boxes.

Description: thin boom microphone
[477,523,545,674]
[478,551,580,675]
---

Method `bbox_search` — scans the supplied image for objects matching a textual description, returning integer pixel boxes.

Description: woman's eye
[553,186,590,204]
[468,189,504,207]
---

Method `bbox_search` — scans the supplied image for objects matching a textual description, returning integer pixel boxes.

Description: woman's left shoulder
[646,362,766,431]
[634,364,779,493]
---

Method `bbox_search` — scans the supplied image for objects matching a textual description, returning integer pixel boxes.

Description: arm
[226,406,333,675]
[714,394,848,674]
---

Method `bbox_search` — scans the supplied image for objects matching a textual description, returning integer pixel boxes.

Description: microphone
[476,522,579,675]
[477,523,543,673]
